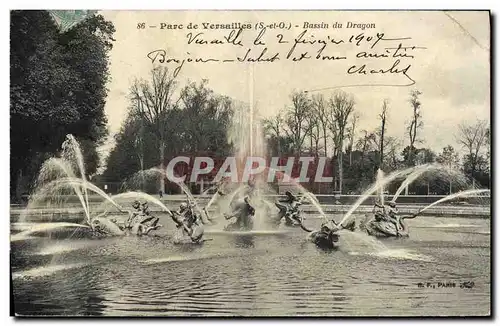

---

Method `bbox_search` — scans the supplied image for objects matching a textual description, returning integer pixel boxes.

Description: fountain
[95,191,173,216]
[121,166,213,224]
[11,222,91,242]
[267,167,327,218]
[201,101,328,230]
[391,163,459,202]
[337,166,418,227]
[415,189,490,215]
[205,186,221,210]
[15,135,165,239]
[112,99,328,231]
[28,135,92,224]
[335,162,490,239]
[16,135,109,237]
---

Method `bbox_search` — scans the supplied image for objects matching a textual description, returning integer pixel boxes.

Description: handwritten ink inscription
[417,281,475,289]
[146,27,426,85]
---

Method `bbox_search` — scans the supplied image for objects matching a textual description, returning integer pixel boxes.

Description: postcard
[10,10,491,317]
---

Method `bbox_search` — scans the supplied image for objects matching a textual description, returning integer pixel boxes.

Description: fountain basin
[11,203,491,223]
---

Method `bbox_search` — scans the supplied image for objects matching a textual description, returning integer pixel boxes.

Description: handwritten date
[146,28,424,86]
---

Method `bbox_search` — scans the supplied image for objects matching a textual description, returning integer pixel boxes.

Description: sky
[98,10,490,157]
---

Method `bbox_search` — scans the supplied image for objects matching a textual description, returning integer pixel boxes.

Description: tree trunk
[449,164,452,194]
[361,141,366,170]
[380,119,385,170]
[471,161,476,188]
[159,142,166,193]
[323,129,327,157]
[139,156,145,191]
[407,145,413,167]
[332,147,337,191]
[338,138,344,194]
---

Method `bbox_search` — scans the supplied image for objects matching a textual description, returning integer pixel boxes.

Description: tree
[406,90,423,166]
[415,148,436,165]
[346,112,360,166]
[437,145,461,194]
[378,99,389,170]
[485,127,491,165]
[283,91,313,154]
[437,145,460,169]
[265,134,295,157]
[327,91,355,194]
[463,154,490,188]
[134,118,146,174]
[383,136,403,171]
[312,94,329,157]
[10,10,114,200]
[401,145,418,164]
[103,111,159,185]
[456,119,489,186]
[105,79,235,190]
[263,113,295,157]
[58,14,115,145]
[263,112,284,138]
[355,130,376,169]
[346,130,380,191]
[130,66,179,193]
[305,107,322,155]
[179,80,233,155]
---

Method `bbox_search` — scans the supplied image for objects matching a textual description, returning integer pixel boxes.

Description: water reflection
[14,264,107,316]
[232,234,255,248]
[11,216,491,316]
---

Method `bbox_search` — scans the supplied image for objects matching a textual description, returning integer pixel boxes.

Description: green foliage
[10,10,114,199]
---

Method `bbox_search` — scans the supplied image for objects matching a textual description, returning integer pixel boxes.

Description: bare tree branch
[128,66,178,192]
[406,90,423,165]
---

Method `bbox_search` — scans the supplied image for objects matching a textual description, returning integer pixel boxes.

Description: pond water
[11,214,490,317]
